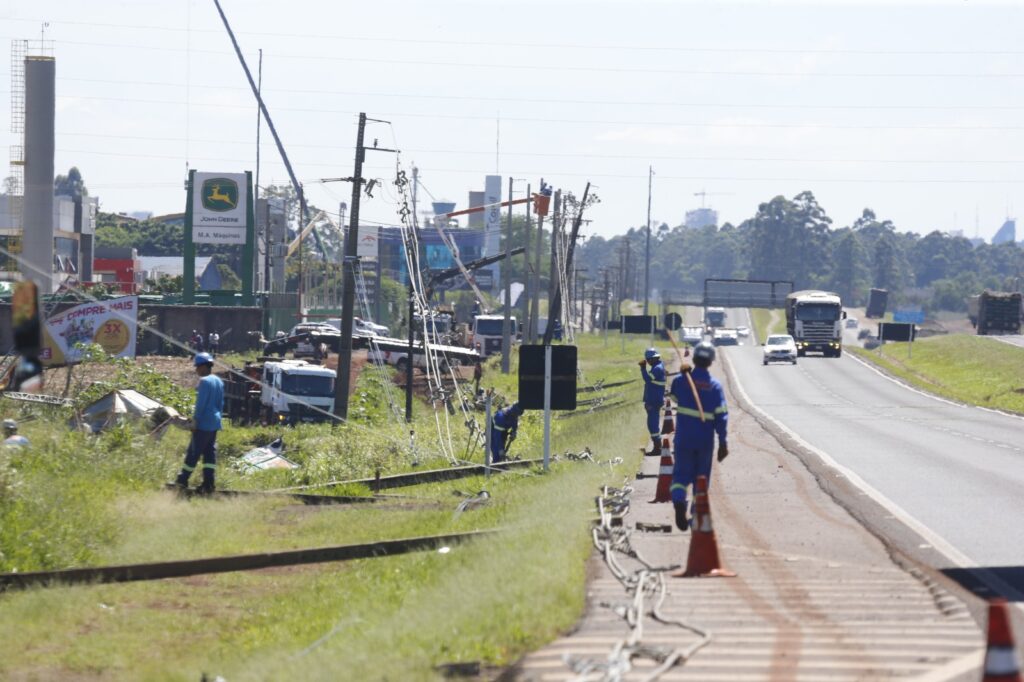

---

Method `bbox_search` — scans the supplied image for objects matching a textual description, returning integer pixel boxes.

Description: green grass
[0,334,650,680]
[750,308,786,342]
[849,335,1024,414]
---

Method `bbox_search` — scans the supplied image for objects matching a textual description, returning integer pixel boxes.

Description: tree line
[578,191,1024,313]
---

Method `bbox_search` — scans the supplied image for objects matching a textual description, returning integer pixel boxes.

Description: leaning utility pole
[333,113,367,420]
[520,183,531,343]
[532,189,557,339]
[643,165,653,317]
[543,183,590,346]
[332,114,396,420]
[501,176,514,374]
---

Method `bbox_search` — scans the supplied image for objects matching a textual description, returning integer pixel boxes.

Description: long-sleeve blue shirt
[640,361,666,406]
[194,374,224,431]
[668,367,727,448]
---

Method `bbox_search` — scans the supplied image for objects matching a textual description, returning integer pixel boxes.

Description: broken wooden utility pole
[333,113,396,421]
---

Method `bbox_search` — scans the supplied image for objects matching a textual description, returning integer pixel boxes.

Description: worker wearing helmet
[490,402,524,464]
[639,347,666,456]
[173,353,224,494]
[667,342,729,532]
[2,419,29,448]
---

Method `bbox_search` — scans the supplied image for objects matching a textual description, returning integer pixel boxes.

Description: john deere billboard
[191,172,249,245]
[183,170,255,304]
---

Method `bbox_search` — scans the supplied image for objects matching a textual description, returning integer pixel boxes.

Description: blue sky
[3,0,1024,241]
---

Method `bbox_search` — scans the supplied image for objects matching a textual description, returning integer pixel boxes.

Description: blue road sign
[893,310,925,324]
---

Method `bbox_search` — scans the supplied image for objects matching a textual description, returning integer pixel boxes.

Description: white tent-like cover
[74,389,182,433]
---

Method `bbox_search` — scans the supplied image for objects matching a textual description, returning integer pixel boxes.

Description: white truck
[471,314,516,358]
[260,360,337,424]
[785,290,846,357]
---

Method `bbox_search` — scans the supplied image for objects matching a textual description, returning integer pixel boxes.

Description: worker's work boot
[674,502,689,532]
[195,471,215,496]
[650,436,662,457]
[173,472,190,494]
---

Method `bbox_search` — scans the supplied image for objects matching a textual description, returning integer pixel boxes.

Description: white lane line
[844,346,1024,423]
[723,348,1024,605]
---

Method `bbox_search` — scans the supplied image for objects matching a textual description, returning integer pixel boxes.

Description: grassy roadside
[750,308,786,342]
[848,335,1024,414]
[0,334,649,680]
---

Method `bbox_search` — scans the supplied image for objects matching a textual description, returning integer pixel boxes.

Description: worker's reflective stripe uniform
[490,407,520,464]
[641,361,667,437]
[177,374,225,489]
[668,367,728,507]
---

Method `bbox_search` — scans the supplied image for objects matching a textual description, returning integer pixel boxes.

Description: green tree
[54,166,88,199]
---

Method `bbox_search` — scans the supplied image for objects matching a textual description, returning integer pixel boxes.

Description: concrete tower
[20,54,56,293]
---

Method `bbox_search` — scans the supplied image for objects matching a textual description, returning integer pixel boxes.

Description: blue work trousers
[490,429,508,463]
[645,404,662,438]
[670,439,714,507]
[180,429,218,485]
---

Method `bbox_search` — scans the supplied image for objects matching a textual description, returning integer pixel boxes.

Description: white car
[736,325,751,337]
[682,326,704,346]
[763,334,798,365]
[712,328,740,346]
[845,317,859,329]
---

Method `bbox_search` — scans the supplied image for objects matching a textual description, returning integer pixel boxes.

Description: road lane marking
[723,349,1024,606]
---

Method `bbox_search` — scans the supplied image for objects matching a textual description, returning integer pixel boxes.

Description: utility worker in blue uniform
[639,348,667,456]
[490,402,523,464]
[174,353,224,494]
[668,342,728,531]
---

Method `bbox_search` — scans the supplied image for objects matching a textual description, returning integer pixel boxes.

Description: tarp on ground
[74,389,182,433]
[237,438,299,473]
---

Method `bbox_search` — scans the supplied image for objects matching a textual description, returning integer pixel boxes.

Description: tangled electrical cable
[563,484,712,681]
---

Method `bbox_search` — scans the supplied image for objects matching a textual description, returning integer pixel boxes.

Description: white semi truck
[784,290,846,357]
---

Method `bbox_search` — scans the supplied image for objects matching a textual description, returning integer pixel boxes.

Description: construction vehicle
[785,290,846,357]
[972,291,1022,335]
[866,288,888,318]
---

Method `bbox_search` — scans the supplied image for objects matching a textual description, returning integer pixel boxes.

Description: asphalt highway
[722,308,1024,598]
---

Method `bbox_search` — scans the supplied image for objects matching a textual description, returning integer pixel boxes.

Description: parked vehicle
[785,290,845,357]
[763,334,798,365]
[845,317,859,329]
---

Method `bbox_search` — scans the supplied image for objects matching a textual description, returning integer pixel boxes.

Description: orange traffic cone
[650,441,674,503]
[982,598,1022,682]
[673,476,736,578]
[661,402,675,435]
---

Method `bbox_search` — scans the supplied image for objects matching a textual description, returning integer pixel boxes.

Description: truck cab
[785,290,845,357]
[260,360,336,424]
[471,314,516,358]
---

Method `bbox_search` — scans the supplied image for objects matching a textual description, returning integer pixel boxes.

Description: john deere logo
[201,178,239,212]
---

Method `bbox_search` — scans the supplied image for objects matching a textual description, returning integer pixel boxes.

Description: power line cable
[12,36,1024,79]
[7,18,1024,56]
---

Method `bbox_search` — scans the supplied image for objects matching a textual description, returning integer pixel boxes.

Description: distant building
[0,193,97,284]
[93,246,142,294]
[684,207,718,229]
[993,218,1016,245]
